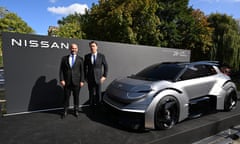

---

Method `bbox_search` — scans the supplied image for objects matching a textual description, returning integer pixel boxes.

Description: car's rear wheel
[224,88,237,111]
[154,96,179,130]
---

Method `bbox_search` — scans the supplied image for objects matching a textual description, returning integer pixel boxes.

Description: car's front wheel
[154,96,179,130]
[224,88,237,111]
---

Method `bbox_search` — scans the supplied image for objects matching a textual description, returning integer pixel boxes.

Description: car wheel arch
[153,88,182,98]
[144,89,188,129]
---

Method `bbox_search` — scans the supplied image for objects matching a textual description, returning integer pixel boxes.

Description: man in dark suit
[59,43,84,118]
[84,41,108,107]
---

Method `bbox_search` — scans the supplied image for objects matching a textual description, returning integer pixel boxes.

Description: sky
[0,0,239,35]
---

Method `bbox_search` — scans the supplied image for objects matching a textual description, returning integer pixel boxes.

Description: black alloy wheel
[224,88,238,111]
[154,96,179,130]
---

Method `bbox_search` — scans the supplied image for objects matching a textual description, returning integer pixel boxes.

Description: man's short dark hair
[89,41,98,46]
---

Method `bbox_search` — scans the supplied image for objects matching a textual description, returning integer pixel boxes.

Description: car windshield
[131,63,186,81]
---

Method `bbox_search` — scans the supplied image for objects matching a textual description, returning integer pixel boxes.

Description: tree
[0,13,34,34]
[54,13,86,39]
[190,9,213,61]
[156,0,194,49]
[224,29,240,71]
[54,22,86,39]
[208,13,240,70]
[85,0,161,46]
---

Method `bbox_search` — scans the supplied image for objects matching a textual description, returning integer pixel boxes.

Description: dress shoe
[62,110,67,119]
[74,110,79,118]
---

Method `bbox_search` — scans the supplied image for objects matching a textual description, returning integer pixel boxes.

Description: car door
[176,64,217,99]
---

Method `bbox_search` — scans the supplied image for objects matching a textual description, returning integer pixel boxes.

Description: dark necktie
[93,54,96,65]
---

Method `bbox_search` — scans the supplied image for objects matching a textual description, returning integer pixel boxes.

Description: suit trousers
[63,83,80,111]
[88,79,102,106]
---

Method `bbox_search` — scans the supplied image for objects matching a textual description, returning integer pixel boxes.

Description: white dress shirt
[69,54,76,67]
[91,53,97,64]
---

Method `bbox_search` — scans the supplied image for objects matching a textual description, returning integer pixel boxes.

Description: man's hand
[60,80,65,87]
[100,76,106,83]
[80,82,84,87]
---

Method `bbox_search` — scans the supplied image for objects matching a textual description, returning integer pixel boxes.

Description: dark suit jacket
[84,53,108,84]
[59,55,84,86]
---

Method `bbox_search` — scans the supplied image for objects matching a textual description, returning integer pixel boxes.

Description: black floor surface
[1,102,240,144]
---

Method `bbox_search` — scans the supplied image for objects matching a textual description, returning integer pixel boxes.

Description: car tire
[224,88,237,111]
[154,95,179,130]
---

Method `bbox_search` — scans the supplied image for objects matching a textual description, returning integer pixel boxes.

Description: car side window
[180,67,198,80]
[180,64,216,80]
[206,65,217,75]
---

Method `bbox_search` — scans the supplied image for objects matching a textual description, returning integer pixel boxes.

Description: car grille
[103,103,145,130]
[106,91,131,105]
[105,86,132,103]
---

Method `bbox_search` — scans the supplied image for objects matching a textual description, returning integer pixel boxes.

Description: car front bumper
[103,93,147,113]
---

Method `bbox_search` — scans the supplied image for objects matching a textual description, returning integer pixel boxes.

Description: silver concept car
[103,61,238,130]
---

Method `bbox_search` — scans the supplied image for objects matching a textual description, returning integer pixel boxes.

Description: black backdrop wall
[2,32,190,114]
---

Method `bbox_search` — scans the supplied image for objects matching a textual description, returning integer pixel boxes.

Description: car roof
[161,61,219,67]
[189,61,219,65]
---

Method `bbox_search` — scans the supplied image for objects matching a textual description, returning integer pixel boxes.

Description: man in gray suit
[84,41,108,107]
[59,43,84,118]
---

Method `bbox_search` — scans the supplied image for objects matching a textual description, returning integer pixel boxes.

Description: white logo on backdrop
[11,38,69,49]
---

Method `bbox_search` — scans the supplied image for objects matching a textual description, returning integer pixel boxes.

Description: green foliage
[55,22,86,39]
[84,0,215,55]
[190,9,213,61]
[0,13,34,34]
[84,0,162,46]
[55,13,87,39]
[156,0,193,48]
[208,14,240,70]
[223,29,240,71]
